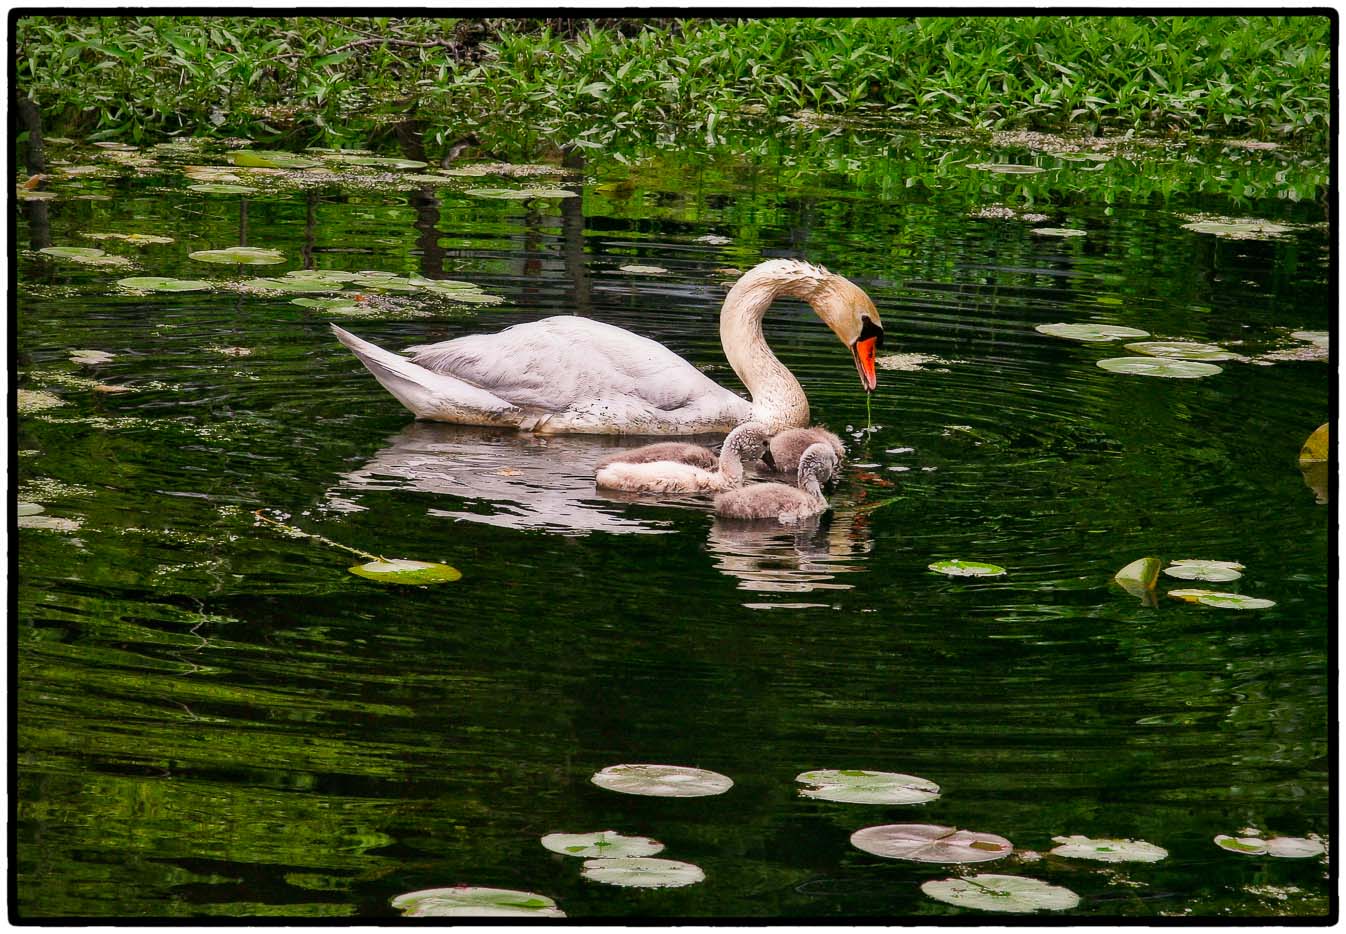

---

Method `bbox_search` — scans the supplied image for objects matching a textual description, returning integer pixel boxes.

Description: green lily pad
[291,297,366,312]
[850,824,1013,863]
[619,265,668,274]
[591,763,733,797]
[795,769,940,805]
[1215,834,1268,855]
[929,559,1006,578]
[17,389,66,413]
[969,163,1046,174]
[324,154,428,169]
[1096,357,1223,379]
[231,150,321,169]
[540,831,664,859]
[1168,589,1275,610]
[39,246,104,259]
[464,186,578,199]
[1181,218,1291,239]
[284,269,361,283]
[17,503,44,517]
[241,277,344,293]
[351,275,419,292]
[1264,836,1326,858]
[1049,835,1168,863]
[1036,323,1151,342]
[69,349,115,366]
[190,246,285,265]
[390,886,564,918]
[1292,330,1330,348]
[1113,556,1161,597]
[347,558,462,585]
[17,514,83,532]
[1300,423,1329,464]
[1163,559,1244,582]
[187,183,258,194]
[921,874,1080,913]
[1123,341,1240,361]
[580,857,705,888]
[117,276,211,292]
[1029,227,1087,238]
[86,232,175,245]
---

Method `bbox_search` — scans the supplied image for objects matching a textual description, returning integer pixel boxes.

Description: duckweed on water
[850,823,1013,863]
[921,874,1080,913]
[540,831,664,859]
[590,763,733,797]
[795,769,940,805]
[1048,835,1168,863]
[580,857,705,889]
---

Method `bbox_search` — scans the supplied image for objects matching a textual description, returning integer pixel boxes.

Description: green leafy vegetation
[15,15,1331,151]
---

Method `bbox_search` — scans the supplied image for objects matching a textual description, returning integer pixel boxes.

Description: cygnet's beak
[852,317,884,393]
[760,446,777,470]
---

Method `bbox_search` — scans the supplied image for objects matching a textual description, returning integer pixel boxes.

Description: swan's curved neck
[719,267,822,432]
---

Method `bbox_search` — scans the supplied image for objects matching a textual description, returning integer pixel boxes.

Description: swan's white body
[333,259,883,436]
[595,422,768,493]
[767,427,845,475]
[714,442,838,523]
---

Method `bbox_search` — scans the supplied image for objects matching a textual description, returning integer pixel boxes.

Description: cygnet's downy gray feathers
[595,422,770,493]
[714,442,839,522]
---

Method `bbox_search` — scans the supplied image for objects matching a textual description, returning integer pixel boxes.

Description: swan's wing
[408,317,741,414]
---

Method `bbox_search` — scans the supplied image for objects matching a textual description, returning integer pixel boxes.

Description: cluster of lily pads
[1113,556,1275,610]
[392,759,1327,917]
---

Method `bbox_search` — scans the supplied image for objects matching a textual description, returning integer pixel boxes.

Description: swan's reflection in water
[706,505,874,602]
[326,421,728,535]
[327,422,876,596]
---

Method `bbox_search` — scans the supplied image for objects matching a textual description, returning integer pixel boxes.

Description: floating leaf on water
[618,265,669,275]
[1299,423,1329,464]
[92,141,136,150]
[1123,341,1241,361]
[1264,836,1326,859]
[69,349,115,366]
[116,276,211,292]
[17,514,83,532]
[1113,556,1161,590]
[876,352,952,371]
[17,503,44,517]
[541,831,665,859]
[695,234,731,245]
[323,154,428,169]
[240,277,344,293]
[1181,218,1292,239]
[590,763,733,797]
[1163,559,1244,582]
[1048,835,1168,863]
[1029,227,1087,238]
[1096,357,1222,379]
[1168,589,1275,610]
[439,162,564,177]
[351,275,418,292]
[464,186,577,199]
[189,246,285,265]
[16,188,58,201]
[921,874,1080,913]
[1291,330,1330,349]
[231,150,321,169]
[929,559,1006,578]
[187,183,258,194]
[968,163,1046,174]
[580,857,705,889]
[40,246,105,259]
[1215,834,1269,855]
[1035,323,1150,342]
[284,269,361,283]
[17,389,66,413]
[291,297,365,312]
[796,769,940,805]
[347,558,462,585]
[850,824,1013,863]
[86,232,174,245]
[390,886,564,918]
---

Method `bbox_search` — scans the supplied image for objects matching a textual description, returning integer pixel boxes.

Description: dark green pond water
[15,127,1333,920]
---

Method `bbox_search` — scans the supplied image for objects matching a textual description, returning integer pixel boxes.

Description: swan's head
[723,421,772,468]
[814,272,884,394]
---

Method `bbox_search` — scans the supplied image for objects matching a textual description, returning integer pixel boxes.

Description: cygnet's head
[797,442,839,491]
[721,421,771,479]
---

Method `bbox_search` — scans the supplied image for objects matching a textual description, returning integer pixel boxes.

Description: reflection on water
[706,505,873,600]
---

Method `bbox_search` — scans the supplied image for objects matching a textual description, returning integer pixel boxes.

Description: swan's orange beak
[853,336,878,392]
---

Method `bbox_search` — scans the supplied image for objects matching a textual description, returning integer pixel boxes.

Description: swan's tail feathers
[331,325,520,425]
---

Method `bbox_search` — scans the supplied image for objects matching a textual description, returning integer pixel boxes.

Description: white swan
[595,422,769,493]
[766,426,845,475]
[331,259,883,435]
[714,442,838,523]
